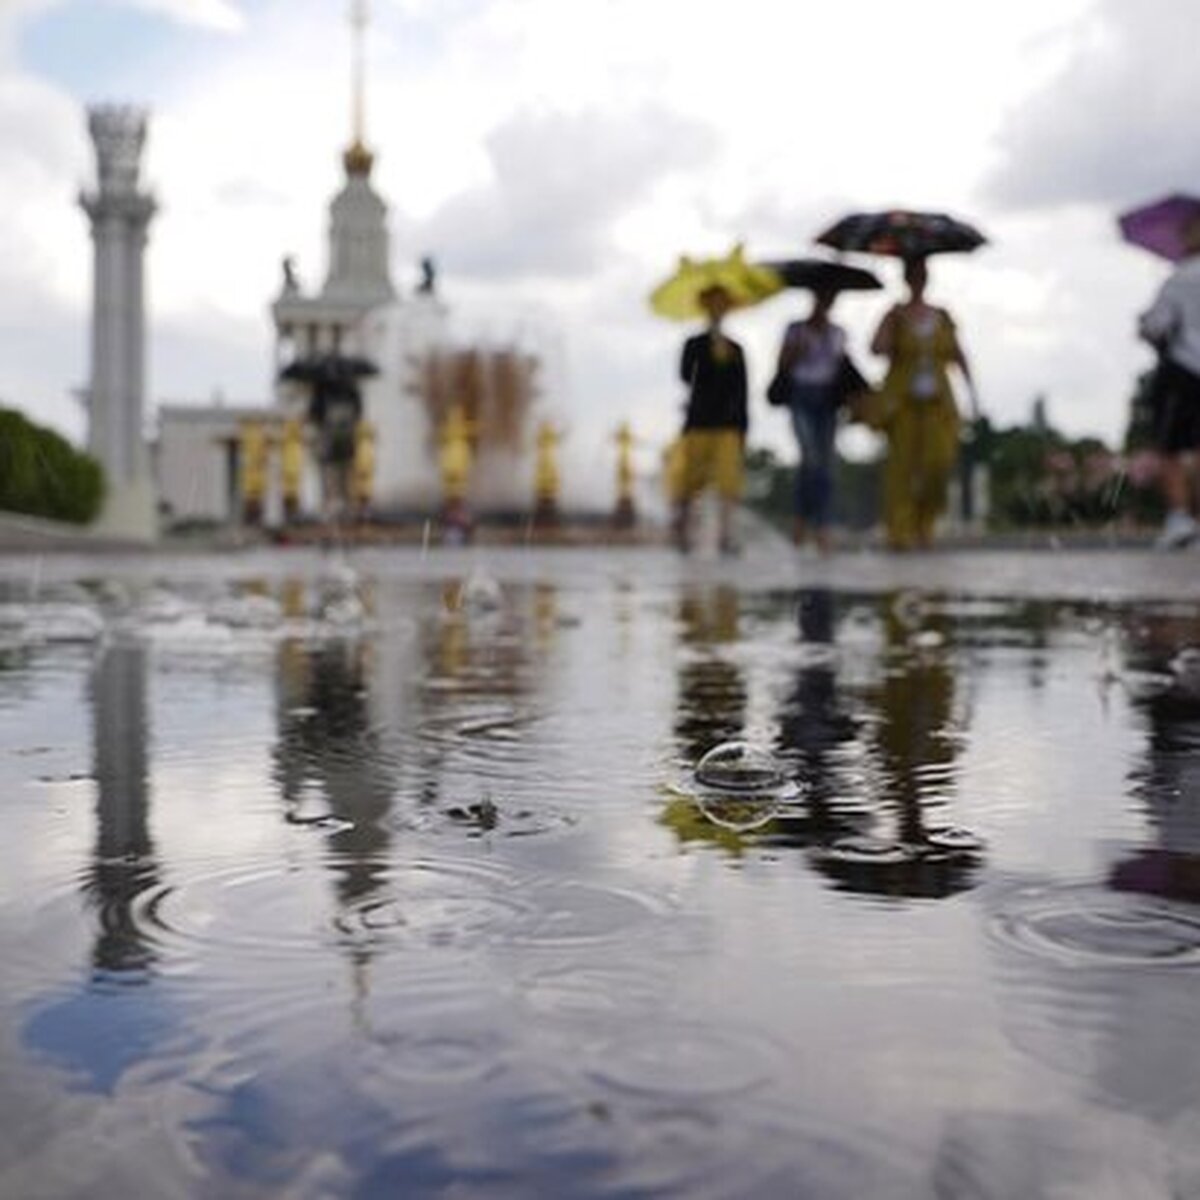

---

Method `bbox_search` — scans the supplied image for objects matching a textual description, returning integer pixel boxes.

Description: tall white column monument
[80,105,157,540]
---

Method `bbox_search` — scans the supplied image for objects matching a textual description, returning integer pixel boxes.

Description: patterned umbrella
[649,244,784,320]
[1118,193,1200,262]
[816,210,986,259]
[761,258,882,292]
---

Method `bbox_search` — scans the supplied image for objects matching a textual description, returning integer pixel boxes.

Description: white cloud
[118,0,246,34]
[0,0,1175,456]
[417,107,716,281]
[988,0,1200,211]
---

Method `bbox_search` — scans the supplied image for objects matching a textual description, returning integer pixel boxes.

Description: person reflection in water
[772,590,860,846]
[813,595,981,898]
[661,586,752,852]
[672,586,746,762]
[1111,611,1200,903]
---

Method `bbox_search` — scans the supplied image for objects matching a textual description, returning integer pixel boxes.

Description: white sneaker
[1156,510,1199,550]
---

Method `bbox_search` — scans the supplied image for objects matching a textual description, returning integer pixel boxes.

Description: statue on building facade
[417,256,437,297]
[281,255,301,295]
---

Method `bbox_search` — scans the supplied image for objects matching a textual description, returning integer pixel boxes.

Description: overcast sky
[1,0,1195,460]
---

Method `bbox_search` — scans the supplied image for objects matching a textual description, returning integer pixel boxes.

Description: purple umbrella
[1118,193,1200,262]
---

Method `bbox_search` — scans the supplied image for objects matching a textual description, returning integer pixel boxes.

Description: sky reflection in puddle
[1,556,1199,1197]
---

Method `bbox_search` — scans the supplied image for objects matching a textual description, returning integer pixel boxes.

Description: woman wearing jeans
[776,287,845,552]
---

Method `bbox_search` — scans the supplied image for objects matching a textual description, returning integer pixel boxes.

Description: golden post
[439,403,476,535]
[280,417,304,523]
[238,418,269,527]
[352,420,376,522]
[533,420,561,526]
[613,421,637,529]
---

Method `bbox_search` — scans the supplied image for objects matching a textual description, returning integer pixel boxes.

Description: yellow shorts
[681,430,744,501]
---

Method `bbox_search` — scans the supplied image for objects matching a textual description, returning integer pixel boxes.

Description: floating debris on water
[445,797,500,830]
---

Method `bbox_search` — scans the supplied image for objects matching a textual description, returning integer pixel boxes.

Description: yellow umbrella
[649,244,784,321]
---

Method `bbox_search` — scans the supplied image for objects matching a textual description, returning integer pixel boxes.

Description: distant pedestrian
[674,285,748,555]
[775,286,849,552]
[1138,213,1200,549]
[869,258,976,550]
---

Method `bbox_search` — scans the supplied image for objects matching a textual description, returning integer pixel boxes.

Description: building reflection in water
[86,642,159,979]
[274,625,395,910]
[23,642,176,1094]
[403,576,548,823]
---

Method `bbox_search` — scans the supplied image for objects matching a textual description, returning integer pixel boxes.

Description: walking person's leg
[808,403,838,553]
[714,430,744,554]
[1153,366,1200,547]
[791,405,818,546]
[912,401,961,549]
[883,405,918,551]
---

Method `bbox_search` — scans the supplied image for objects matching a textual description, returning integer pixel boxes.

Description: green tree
[0,408,106,524]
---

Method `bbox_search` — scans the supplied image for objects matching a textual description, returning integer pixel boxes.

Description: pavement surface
[0,541,1194,603]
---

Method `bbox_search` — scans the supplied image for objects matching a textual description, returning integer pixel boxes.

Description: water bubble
[319,591,366,627]
[322,558,359,590]
[137,588,192,624]
[23,603,105,644]
[460,568,503,612]
[694,741,788,796]
[890,590,926,630]
[0,603,33,630]
[694,794,781,832]
[925,827,985,855]
[1169,647,1200,693]
[681,742,800,832]
[209,593,283,630]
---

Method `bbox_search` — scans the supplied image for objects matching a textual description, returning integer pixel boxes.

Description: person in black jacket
[674,285,747,554]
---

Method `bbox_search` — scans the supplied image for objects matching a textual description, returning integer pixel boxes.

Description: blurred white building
[154,3,545,526]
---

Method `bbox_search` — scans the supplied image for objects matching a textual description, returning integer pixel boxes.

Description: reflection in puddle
[0,564,1199,1195]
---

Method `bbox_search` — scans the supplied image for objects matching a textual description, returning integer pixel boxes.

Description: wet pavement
[0,546,1198,1198]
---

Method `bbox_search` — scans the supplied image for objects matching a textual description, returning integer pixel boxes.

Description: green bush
[0,408,105,524]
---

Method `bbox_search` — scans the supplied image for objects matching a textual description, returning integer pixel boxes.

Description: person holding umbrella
[816,211,984,551]
[768,259,879,552]
[869,257,977,550]
[1121,195,1200,548]
[649,247,782,554]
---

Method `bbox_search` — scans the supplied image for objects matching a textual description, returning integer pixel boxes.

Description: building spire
[343,0,374,177]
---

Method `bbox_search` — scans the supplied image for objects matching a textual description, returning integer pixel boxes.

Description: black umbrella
[279,353,378,428]
[279,352,379,384]
[816,210,986,259]
[761,258,882,292]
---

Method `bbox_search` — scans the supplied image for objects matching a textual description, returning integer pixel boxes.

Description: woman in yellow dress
[869,258,976,550]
